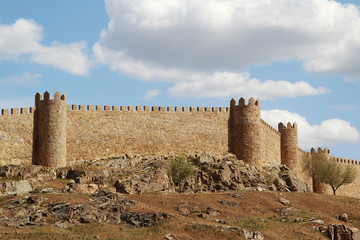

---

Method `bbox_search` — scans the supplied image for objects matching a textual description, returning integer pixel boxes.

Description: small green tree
[317,158,357,195]
[169,156,195,192]
[302,151,327,193]
[303,151,357,195]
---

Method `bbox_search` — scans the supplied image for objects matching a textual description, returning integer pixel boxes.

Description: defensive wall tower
[278,122,298,170]
[229,97,261,167]
[32,91,67,167]
[310,147,331,193]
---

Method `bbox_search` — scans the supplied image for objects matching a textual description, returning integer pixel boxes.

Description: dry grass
[1,191,360,239]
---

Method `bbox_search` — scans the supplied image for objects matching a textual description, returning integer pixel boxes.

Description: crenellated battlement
[35,91,66,105]
[1,107,35,115]
[68,105,230,112]
[230,97,260,109]
[278,122,297,129]
[310,147,331,155]
[307,148,359,167]
[332,157,360,166]
[260,119,280,135]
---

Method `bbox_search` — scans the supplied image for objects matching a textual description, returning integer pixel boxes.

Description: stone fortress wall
[66,102,230,162]
[0,107,34,165]
[0,91,359,197]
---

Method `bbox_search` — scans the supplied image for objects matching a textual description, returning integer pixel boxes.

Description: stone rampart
[2,92,360,198]
[0,108,34,165]
[260,119,281,166]
[66,104,230,162]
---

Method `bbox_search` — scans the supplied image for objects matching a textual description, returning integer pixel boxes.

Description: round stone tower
[229,97,261,167]
[32,91,67,167]
[278,122,298,170]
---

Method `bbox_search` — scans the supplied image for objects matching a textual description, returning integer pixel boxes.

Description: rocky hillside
[0,154,359,239]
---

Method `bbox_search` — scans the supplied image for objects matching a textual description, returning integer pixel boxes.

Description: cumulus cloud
[0,72,42,86]
[143,88,161,99]
[261,109,360,149]
[0,19,91,76]
[94,42,329,99]
[95,0,360,87]
[93,0,360,99]
[168,72,329,99]
[94,41,329,99]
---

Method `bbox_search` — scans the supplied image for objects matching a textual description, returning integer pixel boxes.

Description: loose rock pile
[0,189,170,229]
[0,153,314,239]
[0,153,310,196]
[108,153,311,194]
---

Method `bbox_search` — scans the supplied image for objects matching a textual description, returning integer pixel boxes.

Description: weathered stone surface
[114,163,173,194]
[197,153,216,165]
[327,224,360,240]
[0,190,145,228]
[275,207,296,217]
[219,200,239,207]
[120,212,168,227]
[176,203,193,217]
[279,198,290,206]
[0,180,32,195]
[310,219,325,225]
[206,207,221,217]
[190,222,264,240]
[339,213,349,222]
[0,154,310,197]
[265,164,310,193]
[164,234,179,240]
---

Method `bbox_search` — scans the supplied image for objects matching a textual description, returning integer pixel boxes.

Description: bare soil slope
[1,190,359,240]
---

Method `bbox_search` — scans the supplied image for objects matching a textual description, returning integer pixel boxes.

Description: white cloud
[94,0,360,98]
[331,104,359,111]
[261,109,360,149]
[143,88,161,99]
[94,43,329,99]
[98,0,360,77]
[0,72,42,86]
[0,19,91,76]
[168,71,329,99]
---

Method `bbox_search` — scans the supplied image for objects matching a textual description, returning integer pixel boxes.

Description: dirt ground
[1,191,360,240]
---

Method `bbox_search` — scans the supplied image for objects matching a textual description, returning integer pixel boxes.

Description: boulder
[176,202,193,216]
[275,207,296,217]
[120,212,168,227]
[310,219,325,225]
[15,180,33,195]
[327,224,360,240]
[164,234,178,240]
[198,154,215,165]
[338,213,349,223]
[219,200,239,207]
[0,180,32,195]
[279,198,290,206]
[265,164,310,192]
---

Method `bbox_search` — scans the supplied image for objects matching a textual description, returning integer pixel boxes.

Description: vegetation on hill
[169,156,195,192]
[303,151,357,195]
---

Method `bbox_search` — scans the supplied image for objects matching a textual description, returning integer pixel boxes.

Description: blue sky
[1,0,360,159]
